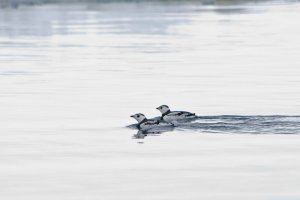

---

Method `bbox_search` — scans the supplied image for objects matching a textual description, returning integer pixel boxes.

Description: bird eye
[136,114,140,117]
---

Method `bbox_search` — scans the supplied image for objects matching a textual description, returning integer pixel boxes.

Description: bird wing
[143,120,159,126]
[166,111,196,118]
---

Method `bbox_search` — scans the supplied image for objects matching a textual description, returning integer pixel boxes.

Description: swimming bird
[130,113,173,131]
[156,105,197,123]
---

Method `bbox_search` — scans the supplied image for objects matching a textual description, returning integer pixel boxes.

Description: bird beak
[130,115,134,118]
[156,107,159,110]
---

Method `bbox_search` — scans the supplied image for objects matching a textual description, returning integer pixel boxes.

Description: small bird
[156,105,197,123]
[130,113,173,131]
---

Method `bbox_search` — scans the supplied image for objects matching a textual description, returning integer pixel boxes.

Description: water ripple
[131,116,300,139]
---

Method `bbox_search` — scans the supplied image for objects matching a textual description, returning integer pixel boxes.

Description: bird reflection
[132,126,175,140]
[132,130,148,139]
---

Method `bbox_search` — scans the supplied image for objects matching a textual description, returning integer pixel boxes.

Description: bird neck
[162,110,171,118]
[137,118,147,128]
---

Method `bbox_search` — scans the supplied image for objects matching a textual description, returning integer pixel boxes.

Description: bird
[156,105,197,123]
[130,113,173,131]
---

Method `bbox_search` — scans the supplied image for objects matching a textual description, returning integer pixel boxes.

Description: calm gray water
[0,1,300,199]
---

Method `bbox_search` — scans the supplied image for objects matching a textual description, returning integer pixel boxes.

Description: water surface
[0,1,300,199]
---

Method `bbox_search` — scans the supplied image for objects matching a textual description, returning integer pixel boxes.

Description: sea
[0,0,300,199]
